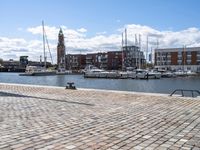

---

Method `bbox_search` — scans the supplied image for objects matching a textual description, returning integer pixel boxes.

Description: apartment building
[154,47,200,72]
[65,54,86,70]
[107,51,122,70]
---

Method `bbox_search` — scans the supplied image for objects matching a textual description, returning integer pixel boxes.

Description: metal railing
[170,89,200,98]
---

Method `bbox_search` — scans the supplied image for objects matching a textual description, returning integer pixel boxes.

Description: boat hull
[19,71,56,76]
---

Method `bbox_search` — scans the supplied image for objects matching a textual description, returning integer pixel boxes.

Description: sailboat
[20,21,56,76]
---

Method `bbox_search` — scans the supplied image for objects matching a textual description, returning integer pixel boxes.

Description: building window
[187,51,191,55]
[178,60,182,65]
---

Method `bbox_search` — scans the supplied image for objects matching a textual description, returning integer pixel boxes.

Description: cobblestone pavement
[0,83,200,150]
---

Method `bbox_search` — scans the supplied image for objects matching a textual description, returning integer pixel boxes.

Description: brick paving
[0,83,200,150]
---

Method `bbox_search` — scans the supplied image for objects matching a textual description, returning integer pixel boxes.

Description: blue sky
[0,0,200,62]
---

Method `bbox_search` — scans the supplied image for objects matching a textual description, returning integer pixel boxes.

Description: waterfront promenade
[0,83,200,150]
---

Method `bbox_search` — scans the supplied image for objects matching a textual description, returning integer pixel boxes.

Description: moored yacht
[135,69,148,79]
[19,66,56,76]
[161,71,176,78]
[84,68,107,78]
[147,70,161,79]
[135,69,161,79]
[84,65,119,78]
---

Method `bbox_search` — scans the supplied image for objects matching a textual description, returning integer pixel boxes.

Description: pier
[0,83,200,149]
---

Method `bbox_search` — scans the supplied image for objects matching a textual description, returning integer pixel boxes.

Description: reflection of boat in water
[19,66,56,76]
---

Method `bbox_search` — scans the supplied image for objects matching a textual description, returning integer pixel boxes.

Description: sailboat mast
[183,45,186,71]
[146,35,148,68]
[139,34,141,69]
[121,32,124,70]
[42,21,46,68]
[135,34,138,68]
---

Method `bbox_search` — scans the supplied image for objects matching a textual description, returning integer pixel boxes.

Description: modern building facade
[154,47,200,72]
[57,28,66,69]
[122,46,146,69]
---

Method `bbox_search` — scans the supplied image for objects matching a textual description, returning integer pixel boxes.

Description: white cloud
[27,25,59,40]
[77,28,87,33]
[27,25,86,40]
[1,24,200,63]
[118,24,200,51]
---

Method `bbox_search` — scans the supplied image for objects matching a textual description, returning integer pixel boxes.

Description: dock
[0,83,200,149]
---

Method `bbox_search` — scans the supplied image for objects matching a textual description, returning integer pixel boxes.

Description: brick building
[154,47,200,72]
[66,49,146,71]
[107,51,122,70]
[66,54,86,70]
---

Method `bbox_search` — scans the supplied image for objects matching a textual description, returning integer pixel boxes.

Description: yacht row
[83,66,198,79]
[83,67,162,79]
[19,66,72,76]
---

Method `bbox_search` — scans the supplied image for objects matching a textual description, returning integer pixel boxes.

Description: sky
[0,0,200,63]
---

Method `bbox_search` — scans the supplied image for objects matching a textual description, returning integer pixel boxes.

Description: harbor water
[0,73,200,95]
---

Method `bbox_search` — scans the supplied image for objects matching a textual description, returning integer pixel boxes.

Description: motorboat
[161,71,176,78]
[147,70,161,79]
[84,65,106,78]
[127,71,136,79]
[118,71,129,79]
[186,70,197,76]
[84,65,119,78]
[174,70,188,77]
[19,66,56,76]
[84,68,107,78]
[135,69,148,79]
[135,69,161,79]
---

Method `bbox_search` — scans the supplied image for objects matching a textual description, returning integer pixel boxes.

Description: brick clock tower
[57,28,66,69]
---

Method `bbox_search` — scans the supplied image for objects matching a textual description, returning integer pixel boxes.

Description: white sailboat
[20,21,56,76]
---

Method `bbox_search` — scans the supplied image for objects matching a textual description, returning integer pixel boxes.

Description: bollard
[66,82,76,90]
